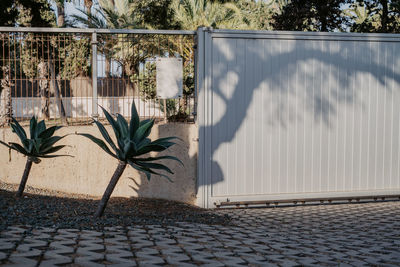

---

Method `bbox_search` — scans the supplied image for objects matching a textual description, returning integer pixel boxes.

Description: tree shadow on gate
[199,35,400,201]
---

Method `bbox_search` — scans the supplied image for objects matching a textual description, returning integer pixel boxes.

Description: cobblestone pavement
[0,201,399,266]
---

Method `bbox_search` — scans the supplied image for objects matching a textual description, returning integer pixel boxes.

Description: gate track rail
[216,195,400,208]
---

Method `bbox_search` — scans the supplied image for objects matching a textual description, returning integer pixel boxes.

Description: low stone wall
[0,123,198,204]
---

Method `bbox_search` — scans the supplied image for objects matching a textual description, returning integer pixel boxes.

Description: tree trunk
[105,56,111,78]
[0,65,13,127]
[16,158,33,197]
[380,0,389,32]
[94,161,127,218]
[84,0,93,13]
[38,60,50,120]
[84,0,93,24]
[49,58,68,125]
[320,11,328,32]
[57,3,65,27]
[123,63,135,97]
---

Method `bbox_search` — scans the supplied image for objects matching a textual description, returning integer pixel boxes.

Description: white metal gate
[197,28,400,208]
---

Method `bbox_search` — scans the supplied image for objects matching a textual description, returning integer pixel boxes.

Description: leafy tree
[59,37,91,79]
[0,0,18,27]
[347,0,400,33]
[0,0,55,27]
[273,0,348,32]
[0,0,58,121]
[0,117,69,197]
[16,0,56,119]
[20,34,52,119]
[77,101,182,217]
[234,0,278,30]
[17,0,56,27]
[137,61,157,100]
[131,0,178,29]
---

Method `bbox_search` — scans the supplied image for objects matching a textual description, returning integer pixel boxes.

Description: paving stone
[107,262,136,267]
[105,246,135,265]
[164,253,191,265]
[46,240,75,255]
[191,251,222,265]
[54,229,79,241]
[160,247,185,255]
[75,235,105,266]
[4,254,38,267]
[16,239,48,252]
[105,253,136,265]
[239,254,270,265]
[136,256,165,266]
[0,251,7,261]
[74,258,106,267]
[215,254,247,266]
[41,239,75,266]
[0,241,16,251]
[199,264,225,267]
[40,255,73,266]
[0,201,399,265]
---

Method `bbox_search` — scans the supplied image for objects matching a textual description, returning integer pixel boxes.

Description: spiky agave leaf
[78,100,183,182]
[0,116,71,197]
[0,116,70,161]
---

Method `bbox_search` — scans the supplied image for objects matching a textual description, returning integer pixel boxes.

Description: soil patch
[0,182,232,230]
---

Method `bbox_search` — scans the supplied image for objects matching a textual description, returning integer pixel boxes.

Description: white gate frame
[196,28,400,208]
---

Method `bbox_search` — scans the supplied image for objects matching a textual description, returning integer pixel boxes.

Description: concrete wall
[0,123,198,204]
[13,77,132,97]
[12,97,164,118]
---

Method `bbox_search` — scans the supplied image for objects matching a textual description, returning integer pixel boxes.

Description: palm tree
[77,101,182,217]
[171,0,249,30]
[0,117,69,197]
[72,0,141,87]
[73,0,137,29]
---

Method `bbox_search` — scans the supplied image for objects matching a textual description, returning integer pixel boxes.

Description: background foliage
[0,0,399,122]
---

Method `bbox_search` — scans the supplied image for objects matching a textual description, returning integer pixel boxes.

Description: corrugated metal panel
[197,29,400,208]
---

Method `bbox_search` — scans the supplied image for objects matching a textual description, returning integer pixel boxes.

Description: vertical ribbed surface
[209,36,400,198]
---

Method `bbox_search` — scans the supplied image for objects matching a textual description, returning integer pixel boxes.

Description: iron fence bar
[0,27,196,35]
[91,32,98,119]
[0,29,197,125]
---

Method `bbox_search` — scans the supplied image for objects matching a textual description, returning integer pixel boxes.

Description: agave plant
[77,101,182,218]
[0,117,69,197]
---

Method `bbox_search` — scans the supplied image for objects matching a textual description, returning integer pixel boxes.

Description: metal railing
[0,27,197,126]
